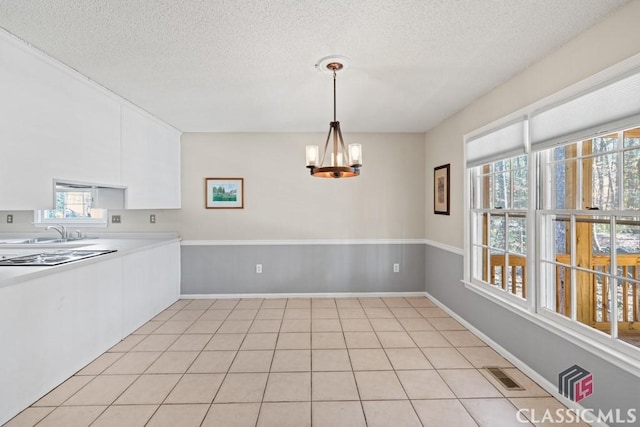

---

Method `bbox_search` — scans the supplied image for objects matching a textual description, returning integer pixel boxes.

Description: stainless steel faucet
[46,224,67,240]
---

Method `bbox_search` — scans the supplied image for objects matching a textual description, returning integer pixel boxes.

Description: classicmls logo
[558,365,593,402]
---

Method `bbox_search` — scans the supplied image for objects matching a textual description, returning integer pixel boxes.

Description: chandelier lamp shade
[306,56,362,178]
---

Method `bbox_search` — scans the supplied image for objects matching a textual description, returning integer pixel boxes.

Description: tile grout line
[139,299,217,427]
[185,300,238,426]
[342,297,370,427]
[254,297,284,427]
[406,299,500,427]
[382,297,427,427]
[21,296,564,427]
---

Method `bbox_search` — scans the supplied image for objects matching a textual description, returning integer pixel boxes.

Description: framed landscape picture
[434,164,450,215]
[205,178,244,209]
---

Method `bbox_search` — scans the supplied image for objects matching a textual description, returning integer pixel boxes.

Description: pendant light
[306,56,362,178]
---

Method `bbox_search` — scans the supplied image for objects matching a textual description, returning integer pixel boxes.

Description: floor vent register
[484,366,524,391]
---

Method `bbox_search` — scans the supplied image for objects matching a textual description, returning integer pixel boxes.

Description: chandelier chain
[333,69,337,123]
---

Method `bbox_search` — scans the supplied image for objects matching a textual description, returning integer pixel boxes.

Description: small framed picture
[434,164,450,215]
[205,178,244,209]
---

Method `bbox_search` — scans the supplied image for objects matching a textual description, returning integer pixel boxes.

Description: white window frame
[32,180,124,228]
[464,53,640,371]
[535,129,640,360]
[33,209,108,228]
[465,127,640,370]
[468,157,530,308]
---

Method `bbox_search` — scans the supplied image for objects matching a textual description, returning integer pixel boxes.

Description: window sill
[33,210,108,228]
[463,279,529,312]
[33,221,108,229]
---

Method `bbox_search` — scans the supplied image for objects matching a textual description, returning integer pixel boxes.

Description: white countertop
[0,233,180,288]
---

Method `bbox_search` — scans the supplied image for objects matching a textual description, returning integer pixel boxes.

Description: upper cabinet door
[0,32,121,209]
[0,31,181,211]
[121,105,181,209]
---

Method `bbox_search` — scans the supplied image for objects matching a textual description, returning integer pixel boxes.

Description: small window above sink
[33,180,126,228]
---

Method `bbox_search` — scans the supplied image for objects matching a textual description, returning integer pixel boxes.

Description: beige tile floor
[5,296,586,427]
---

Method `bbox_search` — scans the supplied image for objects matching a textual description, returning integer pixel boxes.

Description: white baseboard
[180,291,428,299]
[181,239,426,246]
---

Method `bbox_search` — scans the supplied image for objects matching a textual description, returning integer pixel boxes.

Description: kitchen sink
[0,237,95,248]
[0,239,32,244]
[0,237,66,244]
[24,237,67,244]
[0,249,117,266]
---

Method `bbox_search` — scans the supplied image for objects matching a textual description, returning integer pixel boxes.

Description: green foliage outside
[488,155,528,255]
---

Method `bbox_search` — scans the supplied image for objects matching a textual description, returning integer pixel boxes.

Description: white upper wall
[424,0,640,250]
[179,132,425,241]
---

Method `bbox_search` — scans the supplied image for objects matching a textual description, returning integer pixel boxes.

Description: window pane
[492,172,510,209]
[590,153,618,210]
[548,215,571,317]
[473,169,491,209]
[550,159,577,210]
[554,144,577,160]
[471,154,529,299]
[614,216,640,347]
[615,217,640,254]
[622,148,640,210]
[36,189,107,226]
[508,216,526,255]
[623,127,640,148]
[493,158,511,172]
[555,263,572,318]
[489,215,506,251]
[592,217,611,255]
[489,252,506,289]
[614,266,639,323]
[591,134,618,154]
[506,254,526,299]
[552,215,570,257]
[51,190,95,218]
[512,155,528,209]
[588,270,609,326]
[538,129,640,346]
[615,280,640,348]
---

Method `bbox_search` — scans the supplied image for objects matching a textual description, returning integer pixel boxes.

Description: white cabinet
[0,240,181,425]
[0,32,121,209]
[0,259,123,425]
[121,240,181,334]
[0,30,181,210]
[121,106,181,209]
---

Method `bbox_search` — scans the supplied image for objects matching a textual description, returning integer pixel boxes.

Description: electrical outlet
[256,264,263,274]
[393,263,400,273]
[6,214,13,224]
[111,215,121,224]
[150,214,156,224]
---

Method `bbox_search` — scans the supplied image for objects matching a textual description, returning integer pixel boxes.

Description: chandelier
[306,56,362,178]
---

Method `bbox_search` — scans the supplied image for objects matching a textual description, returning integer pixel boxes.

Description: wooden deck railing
[489,254,527,298]
[489,253,640,328]
[555,254,640,327]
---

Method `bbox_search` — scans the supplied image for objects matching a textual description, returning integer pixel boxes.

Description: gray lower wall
[425,244,639,425]
[181,243,425,295]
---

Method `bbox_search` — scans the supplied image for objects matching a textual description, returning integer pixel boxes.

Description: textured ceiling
[0,0,629,132]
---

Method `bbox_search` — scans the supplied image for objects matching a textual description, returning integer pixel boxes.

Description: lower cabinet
[121,241,181,335]
[0,240,180,425]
